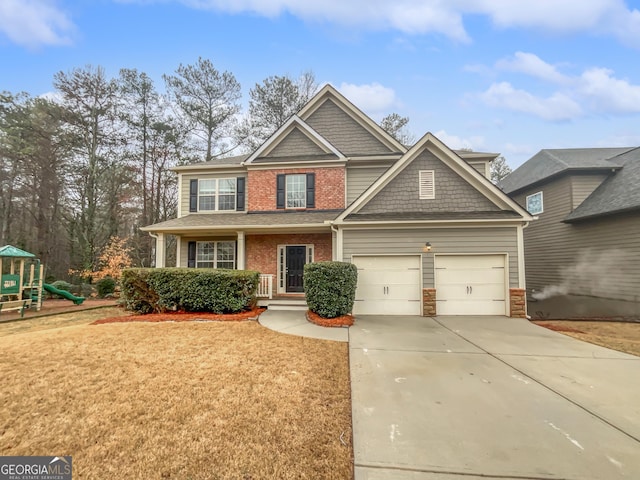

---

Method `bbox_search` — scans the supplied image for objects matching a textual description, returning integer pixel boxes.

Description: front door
[286,246,306,293]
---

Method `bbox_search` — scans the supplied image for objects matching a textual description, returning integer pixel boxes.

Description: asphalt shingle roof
[142,210,342,232]
[564,147,640,222]
[500,147,633,194]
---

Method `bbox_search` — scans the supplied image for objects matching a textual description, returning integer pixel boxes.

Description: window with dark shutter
[236,177,245,211]
[306,173,315,208]
[189,179,198,212]
[276,174,286,209]
[187,241,196,268]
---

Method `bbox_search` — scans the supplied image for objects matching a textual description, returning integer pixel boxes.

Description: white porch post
[237,231,245,270]
[175,235,182,268]
[155,233,166,268]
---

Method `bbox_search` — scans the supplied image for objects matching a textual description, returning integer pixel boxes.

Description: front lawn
[0,314,353,479]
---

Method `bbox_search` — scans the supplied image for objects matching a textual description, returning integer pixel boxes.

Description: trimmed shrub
[120,268,259,314]
[304,261,357,318]
[96,277,116,298]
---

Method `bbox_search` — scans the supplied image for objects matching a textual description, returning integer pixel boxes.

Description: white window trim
[285,174,307,209]
[277,244,314,294]
[526,191,544,215]
[419,170,435,199]
[198,178,237,212]
[195,241,236,269]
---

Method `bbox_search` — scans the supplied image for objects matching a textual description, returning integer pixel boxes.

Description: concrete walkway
[258,309,348,342]
[350,315,640,480]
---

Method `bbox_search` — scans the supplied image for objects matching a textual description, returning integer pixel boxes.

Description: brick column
[509,288,527,318]
[423,288,436,317]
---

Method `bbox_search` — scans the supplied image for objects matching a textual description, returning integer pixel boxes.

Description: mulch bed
[306,310,354,327]
[92,307,265,325]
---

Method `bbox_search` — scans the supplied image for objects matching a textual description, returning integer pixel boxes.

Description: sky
[2,0,640,168]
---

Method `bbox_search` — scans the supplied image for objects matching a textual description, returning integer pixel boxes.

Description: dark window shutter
[236,177,245,211]
[276,174,286,209]
[189,179,198,212]
[187,241,196,268]
[306,173,315,208]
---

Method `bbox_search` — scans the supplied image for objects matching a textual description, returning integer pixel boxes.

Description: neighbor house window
[419,170,435,199]
[526,191,543,214]
[196,241,236,269]
[198,178,236,211]
[286,174,306,208]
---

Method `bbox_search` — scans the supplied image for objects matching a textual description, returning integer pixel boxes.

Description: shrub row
[303,261,357,319]
[120,268,259,314]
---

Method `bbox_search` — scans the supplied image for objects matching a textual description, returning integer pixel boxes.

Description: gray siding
[570,173,608,209]
[467,161,490,179]
[342,227,520,288]
[266,127,326,158]
[180,173,247,216]
[346,166,388,205]
[514,177,640,302]
[305,99,392,155]
[359,150,500,214]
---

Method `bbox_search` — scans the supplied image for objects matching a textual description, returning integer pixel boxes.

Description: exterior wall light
[422,242,432,253]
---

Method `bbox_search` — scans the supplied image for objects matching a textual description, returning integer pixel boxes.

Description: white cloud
[495,52,571,85]
[433,130,486,151]
[0,0,74,48]
[480,82,582,121]
[578,68,640,113]
[337,82,397,116]
[167,0,640,47]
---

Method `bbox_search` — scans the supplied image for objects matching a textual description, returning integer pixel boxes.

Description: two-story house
[501,147,640,318]
[142,85,533,317]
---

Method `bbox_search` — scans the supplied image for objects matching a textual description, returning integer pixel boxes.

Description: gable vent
[419,170,435,199]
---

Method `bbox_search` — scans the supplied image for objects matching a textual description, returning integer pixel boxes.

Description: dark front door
[286,246,306,293]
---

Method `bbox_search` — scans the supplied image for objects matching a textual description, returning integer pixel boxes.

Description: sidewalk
[258,309,349,342]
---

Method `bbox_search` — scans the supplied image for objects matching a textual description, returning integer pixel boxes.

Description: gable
[264,126,326,158]
[305,99,393,156]
[358,150,501,215]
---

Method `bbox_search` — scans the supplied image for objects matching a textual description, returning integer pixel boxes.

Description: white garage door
[435,255,507,315]
[352,256,422,315]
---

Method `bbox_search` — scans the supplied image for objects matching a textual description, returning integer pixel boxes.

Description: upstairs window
[419,170,435,199]
[526,191,543,214]
[191,178,237,212]
[276,173,315,209]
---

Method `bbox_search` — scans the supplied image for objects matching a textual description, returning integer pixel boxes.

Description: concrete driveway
[349,315,640,479]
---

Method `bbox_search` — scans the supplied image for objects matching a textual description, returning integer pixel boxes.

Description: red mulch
[532,321,584,333]
[306,310,354,328]
[92,308,266,325]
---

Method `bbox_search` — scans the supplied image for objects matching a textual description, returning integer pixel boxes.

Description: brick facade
[422,288,436,316]
[509,288,527,318]
[245,233,333,278]
[247,167,345,211]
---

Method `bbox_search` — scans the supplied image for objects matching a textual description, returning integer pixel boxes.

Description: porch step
[261,299,308,311]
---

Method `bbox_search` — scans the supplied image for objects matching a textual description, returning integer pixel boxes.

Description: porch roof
[140,210,342,234]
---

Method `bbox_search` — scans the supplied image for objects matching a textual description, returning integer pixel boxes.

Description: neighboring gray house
[143,85,533,317]
[501,147,640,318]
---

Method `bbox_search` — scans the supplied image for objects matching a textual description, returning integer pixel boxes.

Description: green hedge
[120,268,259,314]
[304,261,358,318]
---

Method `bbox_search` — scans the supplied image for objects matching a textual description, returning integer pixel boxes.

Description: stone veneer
[509,288,527,318]
[422,288,437,316]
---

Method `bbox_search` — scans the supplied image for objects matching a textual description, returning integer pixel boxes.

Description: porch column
[175,235,182,268]
[155,233,166,268]
[236,231,245,270]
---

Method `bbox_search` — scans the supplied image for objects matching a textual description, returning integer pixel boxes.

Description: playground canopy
[0,245,36,258]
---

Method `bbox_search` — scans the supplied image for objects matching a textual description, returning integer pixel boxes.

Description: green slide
[43,283,85,305]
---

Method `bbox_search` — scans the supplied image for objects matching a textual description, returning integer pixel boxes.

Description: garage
[435,255,507,315]
[352,255,422,315]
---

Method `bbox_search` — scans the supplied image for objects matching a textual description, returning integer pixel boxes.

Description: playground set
[0,245,85,318]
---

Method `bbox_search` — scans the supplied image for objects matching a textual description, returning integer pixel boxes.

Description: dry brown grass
[533,320,640,357]
[0,316,353,479]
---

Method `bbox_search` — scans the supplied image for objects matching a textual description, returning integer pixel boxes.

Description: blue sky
[2,0,640,167]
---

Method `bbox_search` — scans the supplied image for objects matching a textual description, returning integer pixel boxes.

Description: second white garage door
[435,255,507,315]
[352,255,422,315]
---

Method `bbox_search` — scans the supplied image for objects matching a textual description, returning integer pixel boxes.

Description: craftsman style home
[142,85,533,317]
[501,147,640,316]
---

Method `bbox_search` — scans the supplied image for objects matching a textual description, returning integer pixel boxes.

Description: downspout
[330,223,341,262]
